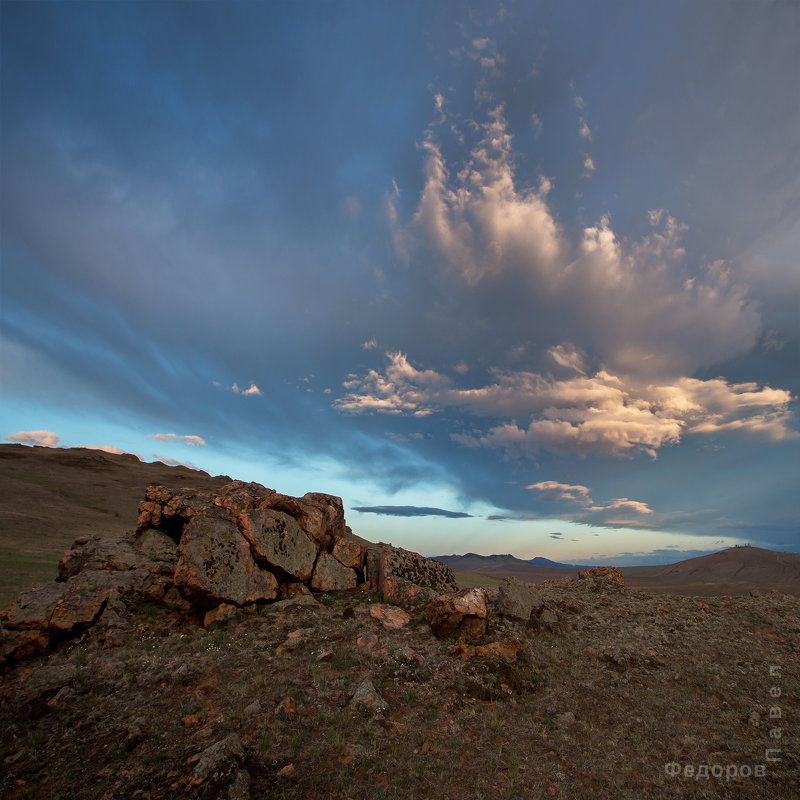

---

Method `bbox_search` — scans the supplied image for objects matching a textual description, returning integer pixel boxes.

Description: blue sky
[2,1,798,565]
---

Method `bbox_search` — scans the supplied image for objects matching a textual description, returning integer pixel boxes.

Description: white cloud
[361,338,378,350]
[579,117,592,140]
[149,433,207,447]
[335,350,797,458]
[232,382,262,396]
[5,430,60,447]
[582,155,596,175]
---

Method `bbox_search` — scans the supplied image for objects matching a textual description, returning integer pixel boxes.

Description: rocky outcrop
[1,479,458,667]
[427,587,489,640]
[578,566,625,587]
[361,541,457,607]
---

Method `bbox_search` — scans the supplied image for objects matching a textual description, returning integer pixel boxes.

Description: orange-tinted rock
[239,509,316,580]
[174,516,278,605]
[369,603,411,630]
[578,566,625,587]
[302,492,346,542]
[48,577,112,634]
[331,535,364,570]
[1,628,50,662]
[427,587,489,641]
[310,553,357,591]
[3,582,65,630]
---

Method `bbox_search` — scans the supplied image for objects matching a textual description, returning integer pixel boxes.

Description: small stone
[349,678,386,713]
[191,734,244,786]
[316,649,334,662]
[369,604,411,630]
[356,631,379,649]
[244,699,262,717]
[748,711,760,728]
[278,763,295,777]
[274,696,296,719]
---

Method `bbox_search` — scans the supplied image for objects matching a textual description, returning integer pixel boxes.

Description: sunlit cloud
[336,350,797,458]
[149,433,207,447]
[231,382,262,396]
[4,429,60,447]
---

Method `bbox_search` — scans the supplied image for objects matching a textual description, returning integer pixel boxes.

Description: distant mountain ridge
[438,546,800,597]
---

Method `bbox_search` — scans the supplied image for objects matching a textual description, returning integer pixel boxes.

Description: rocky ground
[1,578,797,800]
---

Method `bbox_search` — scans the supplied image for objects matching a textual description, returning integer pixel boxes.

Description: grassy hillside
[0,445,230,607]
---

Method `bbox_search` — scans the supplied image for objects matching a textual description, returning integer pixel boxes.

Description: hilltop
[0,454,798,798]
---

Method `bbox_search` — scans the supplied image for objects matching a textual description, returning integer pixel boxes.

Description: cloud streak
[352,505,473,519]
[149,433,207,447]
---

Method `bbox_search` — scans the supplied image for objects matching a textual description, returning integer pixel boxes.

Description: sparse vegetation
[2,583,797,799]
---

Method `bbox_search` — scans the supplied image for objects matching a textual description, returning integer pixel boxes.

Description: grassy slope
[0,445,230,607]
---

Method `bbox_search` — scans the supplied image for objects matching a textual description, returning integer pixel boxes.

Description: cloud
[588,498,653,515]
[391,105,563,287]
[361,338,378,350]
[352,505,473,519]
[149,433,207,447]
[487,513,541,521]
[526,481,592,503]
[335,350,797,458]
[525,481,653,528]
[5,429,60,447]
[232,382,262,396]
[579,118,592,140]
[389,106,763,378]
[149,454,203,470]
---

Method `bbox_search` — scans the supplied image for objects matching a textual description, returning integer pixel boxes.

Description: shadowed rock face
[1,479,457,668]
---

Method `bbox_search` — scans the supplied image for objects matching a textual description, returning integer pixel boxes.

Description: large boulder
[174,516,278,605]
[427,587,489,641]
[310,553,357,591]
[496,578,544,623]
[239,509,317,580]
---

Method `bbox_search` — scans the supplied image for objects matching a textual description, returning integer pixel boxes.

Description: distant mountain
[527,556,595,570]
[439,546,800,597]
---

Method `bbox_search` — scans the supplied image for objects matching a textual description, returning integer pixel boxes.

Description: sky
[1,1,799,565]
